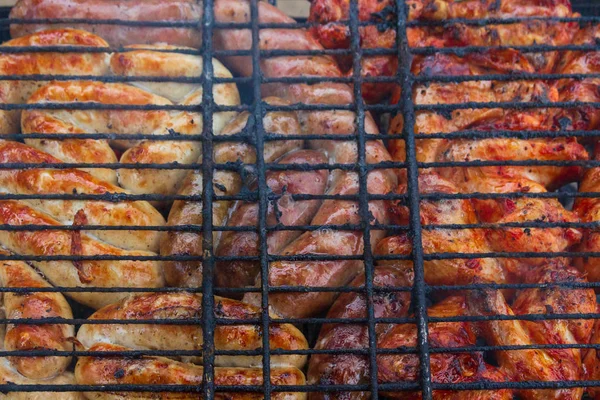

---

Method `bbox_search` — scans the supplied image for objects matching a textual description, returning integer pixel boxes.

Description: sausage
[10,0,203,48]
[76,292,308,369]
[0,28,110,135]
[0,365,83,400]
[215,149,329,291]
[76,344,306,400]
[307,266,411,400]
[162,98,304,288]
[21,80,170,185]
[0,200,164,309]
[213,0,397,318]
[0,249,73,380]
[75,292,308,399]
[0,141,165,252]
[21,52,239,196]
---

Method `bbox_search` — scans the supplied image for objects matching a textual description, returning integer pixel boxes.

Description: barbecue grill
[0,0,599,399]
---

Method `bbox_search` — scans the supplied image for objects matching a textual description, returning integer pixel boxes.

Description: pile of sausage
[2,0,600,399]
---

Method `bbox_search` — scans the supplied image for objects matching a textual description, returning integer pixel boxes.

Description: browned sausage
[162,98,304,288]
[214,0,397,318]
[0,249,73,380]
[76,292,308,369]
[215,149,329,291]
[0,28,109,135]
[76,343,306,400]
[0,200,164,309]
[0,141,165,252]
[10,0,203,48]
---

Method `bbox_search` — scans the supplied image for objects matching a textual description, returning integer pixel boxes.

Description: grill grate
[0,0,600,399]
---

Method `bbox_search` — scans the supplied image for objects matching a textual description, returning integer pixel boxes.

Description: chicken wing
[468,261,595,400]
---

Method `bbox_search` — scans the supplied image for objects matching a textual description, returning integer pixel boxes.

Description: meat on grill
[75,292,309,399]
[213,0,398,318]
[308,0,579,103]
[162,98,308,288]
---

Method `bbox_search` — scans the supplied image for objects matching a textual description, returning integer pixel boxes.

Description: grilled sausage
[76,292,308,369]
[0,28,109,135]
[10,0,203,48]
[307,265,412,400]
[21,53,239,196]
[75,293,308,399]
[215,149,329,291]
[0,200,164,309]
[0,366,83,400]
[214,0,397,318]
[76,344,306,400]
[162,98,304,288]
[0,249,73,380]
[0,141,165,252]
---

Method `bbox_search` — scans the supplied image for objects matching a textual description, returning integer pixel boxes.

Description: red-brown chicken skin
[308,0,397,103]
[389,50,588,190]
[468,261,595,400]
[376,172,507,286]
[378,296,512,400]
[554,23,600,131]
[308,0,578,102]
[573,145,600,284]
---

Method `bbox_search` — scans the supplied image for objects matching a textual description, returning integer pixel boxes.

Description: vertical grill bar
[249,0,273,396]
[201,0,217,397]
[348,0,380,398]
[395,0,433,399]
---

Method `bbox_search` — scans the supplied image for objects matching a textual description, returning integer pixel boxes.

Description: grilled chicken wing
[389,50,588,190]
[468,262,595,400]
[376,173,507,285]
[377,296,512,400]
[574,145,600,283]
[308,0,578,102]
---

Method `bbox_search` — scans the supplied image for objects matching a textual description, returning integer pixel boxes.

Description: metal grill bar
[348,0,380,397]
[249,0,274,396]
[396,0,432,398]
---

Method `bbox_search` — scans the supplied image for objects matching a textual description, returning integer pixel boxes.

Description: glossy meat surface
[10,0,203,48]
[162,98,305,288]
[215,149,329,291]
[214,0,397,318]
[469,262,595,400]
[75,293,309,399]
[308,0,577,102]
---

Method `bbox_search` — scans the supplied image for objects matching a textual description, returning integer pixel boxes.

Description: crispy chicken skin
[574,145,600,284]
[469,262,595,400]
[378,296,512,400]
[376,173,507,285]
[308,0,577,102]
[389,50,588,190]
